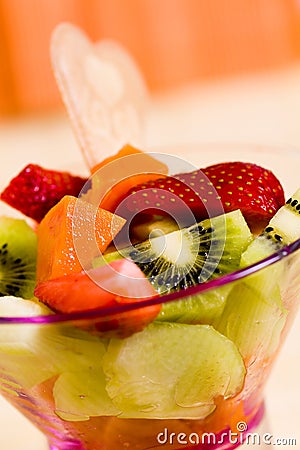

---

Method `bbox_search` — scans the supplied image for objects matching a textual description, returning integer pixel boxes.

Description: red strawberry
[202,162,284,231]
[1,164,87,222]
[116,161,285,232]
[34,259,160,338]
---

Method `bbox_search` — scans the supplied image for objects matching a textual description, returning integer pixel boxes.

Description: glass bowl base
[47,403,269,450]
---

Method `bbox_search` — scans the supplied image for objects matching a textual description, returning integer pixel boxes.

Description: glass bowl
[0,144,300,450]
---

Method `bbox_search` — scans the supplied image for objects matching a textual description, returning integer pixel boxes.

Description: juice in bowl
[1,24,300,450]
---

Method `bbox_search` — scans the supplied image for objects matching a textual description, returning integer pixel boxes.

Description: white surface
[1,64,300,448]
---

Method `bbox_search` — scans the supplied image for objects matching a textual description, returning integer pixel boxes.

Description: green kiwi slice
[107,209,252,295]
[154,210,252,322]
[96,210,252,324]
[265,188,300,244]
[215,190,300,360]
[157,284,232,325]
[0,217,37,299]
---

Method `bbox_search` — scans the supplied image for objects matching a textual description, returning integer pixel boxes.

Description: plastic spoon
[50,22,148,168]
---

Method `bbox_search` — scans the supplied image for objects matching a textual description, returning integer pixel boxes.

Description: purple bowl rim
[1,238,300,325]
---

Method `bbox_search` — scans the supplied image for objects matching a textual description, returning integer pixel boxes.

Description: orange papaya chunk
[84,144,168,213]
[91,144,168,175]
[37,195,126,282]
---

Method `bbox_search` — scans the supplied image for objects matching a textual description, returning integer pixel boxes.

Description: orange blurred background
[0,0,300,116]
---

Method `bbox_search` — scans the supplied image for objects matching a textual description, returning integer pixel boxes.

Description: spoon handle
[50,22,148,168]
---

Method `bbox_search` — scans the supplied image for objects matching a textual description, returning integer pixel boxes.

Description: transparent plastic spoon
[50,22,148,168]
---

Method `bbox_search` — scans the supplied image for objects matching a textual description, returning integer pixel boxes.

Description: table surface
[1,64,300,449]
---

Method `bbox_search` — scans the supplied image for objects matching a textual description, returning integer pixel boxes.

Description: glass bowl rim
[0,238,299,325]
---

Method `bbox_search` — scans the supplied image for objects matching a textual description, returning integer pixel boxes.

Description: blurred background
[0,0,300,115]
[1,0,300,151]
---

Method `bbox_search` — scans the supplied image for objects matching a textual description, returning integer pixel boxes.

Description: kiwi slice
[157,284,231,325]
[266,188,300,244]
[215,190,300,360]
[214,281,287,360]
[156,210,252,322]
[244,188,300,291]
[103,322,245,419]
[138,210,252,324]
[104,209,252,295]
[95,210,252,324]
[0,217,37,299]
[242,188,300,260]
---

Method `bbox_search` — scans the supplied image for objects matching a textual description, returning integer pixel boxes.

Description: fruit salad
[1,23,300,450]
[1,142,300,449]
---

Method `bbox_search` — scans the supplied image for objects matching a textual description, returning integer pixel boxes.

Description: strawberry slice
[1,164,87,222]
[117,161,285,231]
[34,259,160,338]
